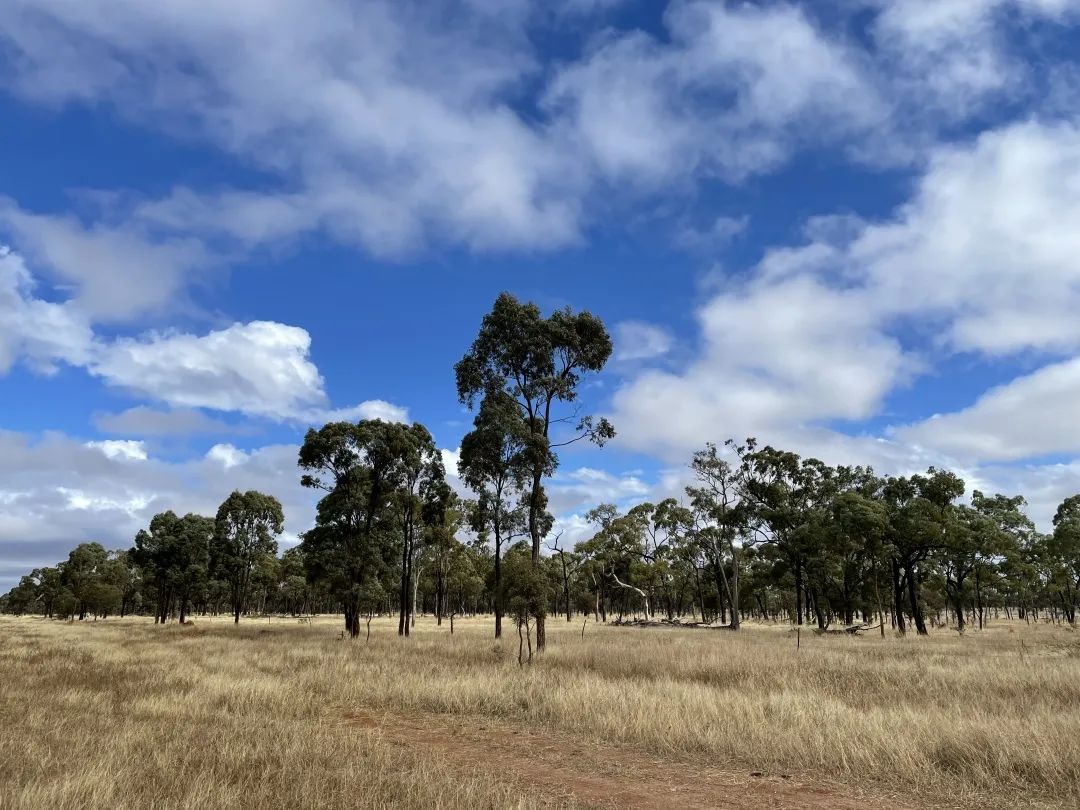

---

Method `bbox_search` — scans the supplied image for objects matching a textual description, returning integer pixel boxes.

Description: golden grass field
[1,614,1078,810]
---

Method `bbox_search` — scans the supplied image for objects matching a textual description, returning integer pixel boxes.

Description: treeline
[4,293,1080,639]
[5,434,1080,637]
[576,439,1080,634]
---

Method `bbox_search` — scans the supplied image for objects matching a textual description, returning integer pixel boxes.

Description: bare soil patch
[344,709,914,810]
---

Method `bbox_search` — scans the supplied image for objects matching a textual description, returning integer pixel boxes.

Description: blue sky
[3,0,1080,588]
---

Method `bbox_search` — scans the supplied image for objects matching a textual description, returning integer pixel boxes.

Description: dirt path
[343,709,914,810]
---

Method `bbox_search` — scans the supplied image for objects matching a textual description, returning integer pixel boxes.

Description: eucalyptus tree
[60,542,109,621]
[831,487,889,632]
[879,469,964,635]
[299,419,407,637]
[970,496,1021,629]
[455,292,615,651]
[545,532,582,622]
[687,442,752,628]
[101,549,140,617]
[170,514,214,623]
[579,503,675,619]
[392,423,445,636]
[458,393,528,637]
[735,442,832,627]
[1047,495,1080,623]
[940,505,984,633]
[213,491,284,624]
[135,511,215,623]
[423,482,461,627]
[633,500,694,621]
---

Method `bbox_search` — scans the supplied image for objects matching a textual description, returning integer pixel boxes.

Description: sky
[3,0,1080,589]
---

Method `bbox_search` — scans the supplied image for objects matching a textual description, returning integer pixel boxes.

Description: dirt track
[345,709,914,810]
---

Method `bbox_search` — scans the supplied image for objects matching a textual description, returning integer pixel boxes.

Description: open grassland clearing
[1,615,1078,809]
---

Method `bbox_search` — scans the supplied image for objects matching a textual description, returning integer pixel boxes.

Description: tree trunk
[975,567,984,630]
[907,564,928,635]
[794,562,805,626]
[728,543,741,629]
[398,526,410,636]
[528,470,546,652]
[891,558,907,634]
[494,537,503,639]
[950,573,967,634]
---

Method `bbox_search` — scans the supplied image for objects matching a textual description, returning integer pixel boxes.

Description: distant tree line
[4,293,1080,638]
[574,439,1080,635]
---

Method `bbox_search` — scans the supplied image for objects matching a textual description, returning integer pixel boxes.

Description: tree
[502,543,548,665]
[213,491,284,624]
[688,443,752,629]
[425,486,464,627]
[172,514,214,623]
[61,542,108,620]
[299,419,411,637]
[831,489,889,633]
[971,493,1034,627]
[546,532,583,622]
[1048,495,1080,623]
[880,469,964,635]
[458,393,529,638]
[392,423,444,637]
[456,292,615,651]
[736,443,826,628]
[134,511,214,624]
[100,550,140,617]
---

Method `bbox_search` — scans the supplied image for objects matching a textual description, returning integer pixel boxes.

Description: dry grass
[1,614,1078,809]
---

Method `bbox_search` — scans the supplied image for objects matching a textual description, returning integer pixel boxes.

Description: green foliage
[502,543,549,622]
[214,491,284,622]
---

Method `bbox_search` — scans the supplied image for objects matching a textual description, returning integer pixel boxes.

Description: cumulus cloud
[612,276,911,459]
[0,246,93,374]
[0,0,581,257]
[547,1,886,184]
[611,118,1080,496]
[0,247,408,425]
[872,0,1079,122]
[614,321,675,362]
[86,321,409,424]
[897,358,1080,463]
[0,430,313,588]
[1,0,1073,264]
[84,440,148,462]
[0,198,211,322]
[88,321,330,420]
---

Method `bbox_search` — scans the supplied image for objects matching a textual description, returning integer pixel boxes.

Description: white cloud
[317,400,410,424]
[0,247,408,425]
[0,246,93,374]
[0,0,581,257]
[547,1,885,184]
[0,198,211,322]
[3,0,1069,264]
[612,276,911,460]
[88,321,326,419]
[777,120,1080,357]
[611,118,1080,493]
[84,440,148,462]
[0,430,314,588]
[614,321,675,362]
[206,443,248,469]
[86,320,409,424]
[897,358,1080,463]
